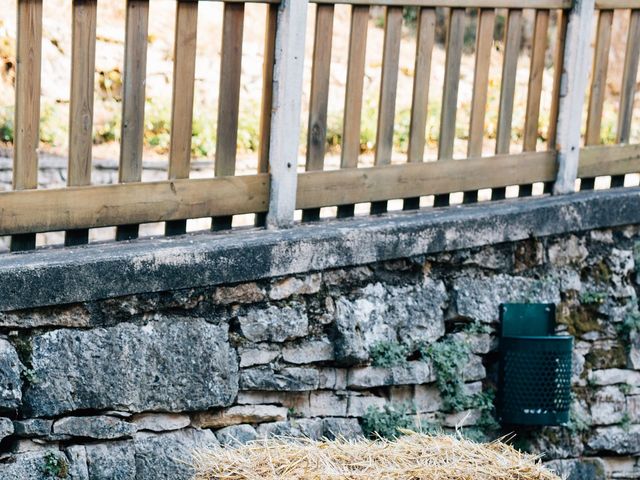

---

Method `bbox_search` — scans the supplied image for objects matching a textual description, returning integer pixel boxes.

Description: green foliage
[0,106,14,143]
[144,101,171,151]
[421,338,470,412]
[94,115,120,144]
[40,104,68,147]
[566,404,591,435]
[620,311,640,339]
[361,403,413,440]
[464,321,492,335]
[580,291,607,305]
[620,412,632,432]
[42,452,68,479]
[369,341,409,368]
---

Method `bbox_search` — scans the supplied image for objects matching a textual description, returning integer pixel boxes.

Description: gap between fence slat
[463,7,495,204]
[435,7,465,208]
[117,0,149,241]
[11,0,43,252]
[166,0,198,237]
[66,0,98,247]
[404,7,436,211]
[302,3,335,222]
[371,6,402,215]
[213,2,245,231]
[337,4,369,219]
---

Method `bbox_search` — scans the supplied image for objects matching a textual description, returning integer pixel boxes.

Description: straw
[193,430,560,480]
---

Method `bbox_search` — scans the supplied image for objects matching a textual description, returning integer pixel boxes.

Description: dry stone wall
[0,225,639,479]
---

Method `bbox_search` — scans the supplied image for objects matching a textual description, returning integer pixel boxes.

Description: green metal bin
[498,303,573,426]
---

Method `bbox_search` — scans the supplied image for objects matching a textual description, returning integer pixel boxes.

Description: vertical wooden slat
[213,2,245,230]
[404,7,436,211]
[553,0,595,195]
[371,6,402,215]
[302,4,335,222]
[464,7,495,204]
[519,9,549,197]
[256,3,278,228]
[435,7,465,207]
[337,5,369,218]
[612,9,640,188]
[11,0,43,252]
[582,8,613,191]
[165,0,199,236]
[117,0,149,241]
[492,8,522,201]
[65,0,98,246]
[265,0,309,229]
[548,9,568,151]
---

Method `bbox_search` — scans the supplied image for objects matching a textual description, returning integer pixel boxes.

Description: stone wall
[0,221,639,479]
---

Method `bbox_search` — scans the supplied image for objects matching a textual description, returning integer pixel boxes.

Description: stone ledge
[1,187,639,311]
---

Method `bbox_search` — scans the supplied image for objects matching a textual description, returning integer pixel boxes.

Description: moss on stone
[584,344,627,370]
[558,305,601,337]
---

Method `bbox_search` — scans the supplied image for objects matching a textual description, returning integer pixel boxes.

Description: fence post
[265,0,309,229]
[553,0,595,195]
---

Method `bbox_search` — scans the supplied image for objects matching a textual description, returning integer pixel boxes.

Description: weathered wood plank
[523,9,549,153]
[214,2,245,230]
[371,6,403,214]
[595,1,640,9]
[464,7,495,204]
[297,151,558,209]
[435,7,465,207]
[582,8,612,191]
[616,9,640,145]
[519,8,549,198]
[256,3,278,227]
[553,0,595,194]
[492,8,522,200]
[166,0,198,236]
[548,9,568,151]
[405,7,436,210]
[303,4,334,222]
[265,0,310,228]
[0,176,269,236]
[337,4,369,218]
[311,0,570,8]
[467,8,495,158]
[12,0,43,251]
[118,0,149,241]
[66,0,98,246]
[579,144,640,178]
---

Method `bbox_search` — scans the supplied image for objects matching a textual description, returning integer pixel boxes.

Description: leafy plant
[580,291,607,305]
[361,403,413,440]
[421,338,470,412]
[42,452,68,479]
[370,341,409,368]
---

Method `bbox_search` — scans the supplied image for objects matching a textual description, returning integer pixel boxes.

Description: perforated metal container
[498,304,573,426]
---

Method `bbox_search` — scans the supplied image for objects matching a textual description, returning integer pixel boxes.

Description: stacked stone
[0,227,639,479]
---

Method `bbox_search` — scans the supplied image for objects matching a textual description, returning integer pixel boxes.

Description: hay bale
[193,430,560,480]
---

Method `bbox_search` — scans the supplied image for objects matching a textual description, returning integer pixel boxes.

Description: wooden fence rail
[1,0,639,251]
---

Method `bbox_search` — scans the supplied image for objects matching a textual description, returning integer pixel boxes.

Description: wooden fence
[1,0,639,252]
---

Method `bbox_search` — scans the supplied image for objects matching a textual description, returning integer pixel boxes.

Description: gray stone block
[53,415,137,440]
[240,367,319,391]
[546,458,606,480]
[0,416,14,442]
[322,418,363,440]
[13,419,53,438]
[215,424,258,446]
[0,338,23,412]
[333,281,447,364]
[0,450,69,480]
[134,429,218,480]
[86,441,136,480]
[239,303,309,343]
[23,319,238,417]
[587,425,640,455]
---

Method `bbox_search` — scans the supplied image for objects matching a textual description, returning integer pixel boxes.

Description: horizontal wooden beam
[310,0,571,8]
[595,1,639,9]
[578,144,640,178]
[0,175,269,235]
[296,152,558,209]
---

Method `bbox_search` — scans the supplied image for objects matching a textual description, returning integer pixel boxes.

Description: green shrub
[369,341,409,368]
[361,403,413,440]
[421,338,470,412]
